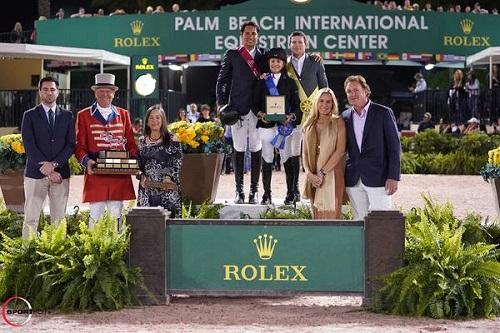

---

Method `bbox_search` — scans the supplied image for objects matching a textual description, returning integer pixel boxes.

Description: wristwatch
[52,161,59,168]
[319,169,326,176]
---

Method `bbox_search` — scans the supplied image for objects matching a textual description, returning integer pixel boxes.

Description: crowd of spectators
[52,3,182,19]
[177,103,218,124]
[49,2,500,18]
[367,1,498,14]
[399,64,500,137]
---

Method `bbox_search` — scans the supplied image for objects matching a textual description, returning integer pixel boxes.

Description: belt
[143,179,179,191]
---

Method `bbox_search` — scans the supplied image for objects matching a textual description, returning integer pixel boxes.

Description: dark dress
[137,134,183,217]
[448,84,468,124]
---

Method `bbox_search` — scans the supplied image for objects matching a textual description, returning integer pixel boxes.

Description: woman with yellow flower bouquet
[137,104,182,217]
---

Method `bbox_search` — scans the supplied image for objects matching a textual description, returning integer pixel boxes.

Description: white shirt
[98,106,113,120]
[271,73,281,87]
[414,79,427,93]
[352,100,371,152]
[187,111,200,123]
[41,103,56,124]
[291,53,306,76]
[465,79,480,90]
[246,47,256,58]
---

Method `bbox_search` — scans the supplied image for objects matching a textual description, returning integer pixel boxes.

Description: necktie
[48,109,54,130]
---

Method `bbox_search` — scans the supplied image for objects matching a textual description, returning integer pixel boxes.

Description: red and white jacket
[75,103,138,203]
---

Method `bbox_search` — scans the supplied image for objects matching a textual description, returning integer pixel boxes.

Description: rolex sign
[132,55,158,99]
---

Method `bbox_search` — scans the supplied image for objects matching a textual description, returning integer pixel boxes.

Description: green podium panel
[167,222,364,293]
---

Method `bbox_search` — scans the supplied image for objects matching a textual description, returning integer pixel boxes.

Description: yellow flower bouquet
[167,121,230,154]
[480,146,500,181]
[0,134,26,174]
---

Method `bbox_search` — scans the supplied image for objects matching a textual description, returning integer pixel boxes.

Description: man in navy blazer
[21,77,75,238]
[216,21,268,204]
[342,75,401,220]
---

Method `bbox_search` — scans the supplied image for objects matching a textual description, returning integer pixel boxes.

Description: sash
[238,46,261,78]
[286,62,319,124]
[264,74,280,96]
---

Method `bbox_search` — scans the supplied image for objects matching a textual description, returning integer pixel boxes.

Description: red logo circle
[1,295,33,327]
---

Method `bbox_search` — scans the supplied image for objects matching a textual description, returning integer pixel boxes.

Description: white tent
[0,43,130,68]
[466,47,500,88]
[0,42,131,94]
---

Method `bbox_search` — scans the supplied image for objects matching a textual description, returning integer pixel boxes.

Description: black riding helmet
[266,47,287,63]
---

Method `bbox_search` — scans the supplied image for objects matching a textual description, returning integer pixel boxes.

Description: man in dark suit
[342,75,401,220]
[216,21,267,204]
[21,77,75,238]
[285,31,328,205]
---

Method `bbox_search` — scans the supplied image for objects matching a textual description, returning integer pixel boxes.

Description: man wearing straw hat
[74,73,137,228]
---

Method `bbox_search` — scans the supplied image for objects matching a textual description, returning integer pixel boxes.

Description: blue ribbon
[265,74,293,149]
[271,122,294,149]
[264,74,280,96]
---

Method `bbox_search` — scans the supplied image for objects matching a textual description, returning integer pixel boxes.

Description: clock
[134,74,156,96]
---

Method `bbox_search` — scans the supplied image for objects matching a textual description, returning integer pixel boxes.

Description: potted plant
[480,146,500,216]
[0,134,26,212]
[168,121,230,204]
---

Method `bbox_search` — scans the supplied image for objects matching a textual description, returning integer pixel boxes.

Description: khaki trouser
[22,177,70,239]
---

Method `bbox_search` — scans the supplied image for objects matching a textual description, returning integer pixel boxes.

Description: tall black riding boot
[274,149,281,171]
[292,156,301,203]
[248,150,261,204]
[234,151,245,204]
[260,161,273,205]
[224,151,233,174]
[283,158,294,205]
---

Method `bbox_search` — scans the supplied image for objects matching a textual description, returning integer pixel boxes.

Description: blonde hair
[302,88,339,130]
[453,69,463,87]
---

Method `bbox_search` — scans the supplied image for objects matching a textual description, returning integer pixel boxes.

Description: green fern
[374,207,500,319]
[0,213,146,312]
[259,205,312,220]
[180,201,224,219]
[69,155,84,175]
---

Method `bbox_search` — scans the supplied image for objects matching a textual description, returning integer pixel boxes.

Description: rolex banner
[36,0,500,57]
[167,223,364,292]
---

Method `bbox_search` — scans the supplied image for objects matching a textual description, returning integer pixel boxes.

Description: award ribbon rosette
[271,122,294,150]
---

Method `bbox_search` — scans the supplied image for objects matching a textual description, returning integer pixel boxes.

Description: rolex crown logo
[141,57,148,65]
[460,19,473,35]
[130,20,144,36]
[253,234,277,260]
